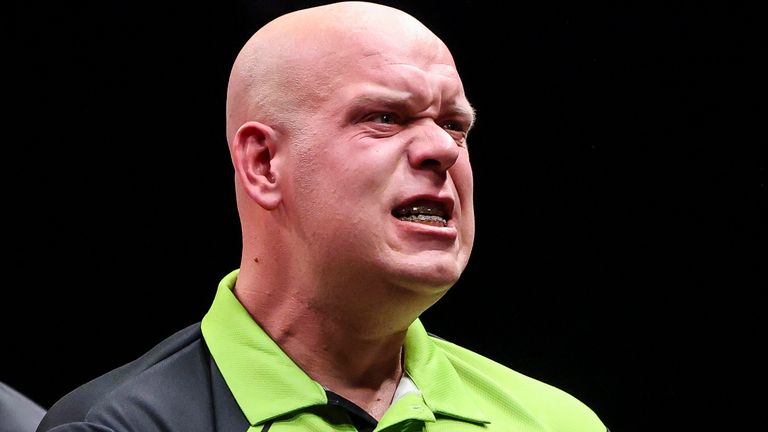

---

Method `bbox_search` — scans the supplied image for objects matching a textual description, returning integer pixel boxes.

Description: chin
[389,255,465,294]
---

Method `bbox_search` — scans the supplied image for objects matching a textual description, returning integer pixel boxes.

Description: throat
[323,363,404,421]
[318,346,405,421]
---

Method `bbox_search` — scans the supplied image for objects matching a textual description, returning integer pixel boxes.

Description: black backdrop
[8,1,763,431]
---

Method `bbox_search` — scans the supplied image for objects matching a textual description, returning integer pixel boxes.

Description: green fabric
[202,270,605,431]
[201,270,327,426]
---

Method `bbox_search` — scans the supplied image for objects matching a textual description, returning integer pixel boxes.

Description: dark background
[8,1,764,430]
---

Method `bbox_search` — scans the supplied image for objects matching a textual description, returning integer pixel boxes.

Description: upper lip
[392,194,455,221]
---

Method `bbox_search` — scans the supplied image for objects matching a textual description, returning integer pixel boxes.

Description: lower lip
[392,216,458,240]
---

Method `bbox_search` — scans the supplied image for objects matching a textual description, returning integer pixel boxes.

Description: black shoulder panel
[37,323,231,432]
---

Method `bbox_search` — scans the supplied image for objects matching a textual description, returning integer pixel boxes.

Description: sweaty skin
[226,2,475,420]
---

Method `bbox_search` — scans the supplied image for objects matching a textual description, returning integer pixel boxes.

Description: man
[38,2,606,431]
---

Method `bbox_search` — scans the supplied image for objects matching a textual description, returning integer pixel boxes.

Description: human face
[285,31,475,293]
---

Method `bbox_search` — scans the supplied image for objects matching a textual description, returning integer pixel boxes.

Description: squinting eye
[443,121,466,132]
[371,113,396,124]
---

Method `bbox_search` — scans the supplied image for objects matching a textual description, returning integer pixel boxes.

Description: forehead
[278,14,472,121]
[324,39,471,114]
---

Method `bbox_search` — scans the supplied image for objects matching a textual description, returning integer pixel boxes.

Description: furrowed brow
[350,91,414,110]
[346,90,476,130]
[343,91,416,125]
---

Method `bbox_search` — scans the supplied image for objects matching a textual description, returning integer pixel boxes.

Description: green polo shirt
[201,270,606,432]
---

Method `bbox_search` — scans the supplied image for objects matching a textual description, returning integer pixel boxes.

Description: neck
[234,261,419,420]
[279,313,406,420]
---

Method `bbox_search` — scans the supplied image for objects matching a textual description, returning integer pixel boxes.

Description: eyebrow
[349,91,476,129]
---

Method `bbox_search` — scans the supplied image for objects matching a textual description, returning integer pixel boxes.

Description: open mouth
[392,199,450,227]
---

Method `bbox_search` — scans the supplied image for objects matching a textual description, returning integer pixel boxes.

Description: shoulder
[430,336,606,432]
[37,323,214,432]
[0,381,46,432]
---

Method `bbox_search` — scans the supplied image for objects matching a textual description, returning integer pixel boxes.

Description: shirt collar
[201,269,327,426]
[404,319,490,425]
[202,269,489,427]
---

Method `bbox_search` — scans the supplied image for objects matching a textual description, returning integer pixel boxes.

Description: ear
[231,121,282,210]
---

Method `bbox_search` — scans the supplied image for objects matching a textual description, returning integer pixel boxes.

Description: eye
[442,120,467,133]
[441,119,470,147]
[367,112,397,124]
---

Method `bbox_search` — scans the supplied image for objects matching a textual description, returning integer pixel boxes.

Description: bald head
[225,2,453,144]
[227,1,475,327]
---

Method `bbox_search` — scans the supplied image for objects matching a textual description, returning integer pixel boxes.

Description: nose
[407,121,461,174]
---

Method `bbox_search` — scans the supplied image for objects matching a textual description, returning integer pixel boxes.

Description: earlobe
[231,121,282,210]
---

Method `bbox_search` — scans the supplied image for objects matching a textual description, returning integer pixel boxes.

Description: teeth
[393,201,449,227]
[400,214,447,227]
[395,205,445,217]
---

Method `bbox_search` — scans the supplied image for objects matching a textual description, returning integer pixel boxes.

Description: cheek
[451,158,476,246]
[334,145,400,196]
[292,131,406,218]
[292,147,394,222]
[451,157,474,207]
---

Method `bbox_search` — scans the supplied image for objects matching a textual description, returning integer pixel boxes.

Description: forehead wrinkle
[374,64,473,122]
[350,89,414,106]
